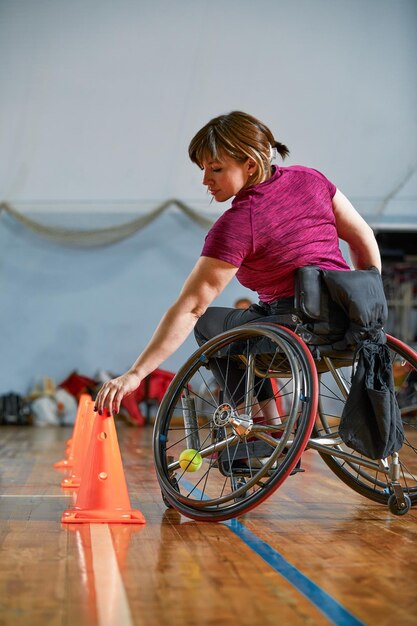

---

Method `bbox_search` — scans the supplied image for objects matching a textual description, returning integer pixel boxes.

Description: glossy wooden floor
[1,423,417,626]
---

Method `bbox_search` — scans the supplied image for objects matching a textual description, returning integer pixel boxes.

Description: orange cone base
[61,507,146,524]
[54,458,73,469]
[61,476,81,488]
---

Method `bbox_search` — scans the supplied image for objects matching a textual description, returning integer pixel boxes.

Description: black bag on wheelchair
[338,340,404,459]
[294,266,404,460]
[294,265,387,351]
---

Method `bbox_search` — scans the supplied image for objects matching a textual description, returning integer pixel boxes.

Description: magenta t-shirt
[201,165,350,302]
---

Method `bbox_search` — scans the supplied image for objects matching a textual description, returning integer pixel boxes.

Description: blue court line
[224,517,364,626]
[181,480,365,626]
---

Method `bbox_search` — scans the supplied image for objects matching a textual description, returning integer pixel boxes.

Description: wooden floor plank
[1,423,416,626]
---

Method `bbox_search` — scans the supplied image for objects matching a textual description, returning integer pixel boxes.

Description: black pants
[194,299,295,407]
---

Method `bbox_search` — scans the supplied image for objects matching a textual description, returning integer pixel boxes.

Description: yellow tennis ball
[179,449,203,472]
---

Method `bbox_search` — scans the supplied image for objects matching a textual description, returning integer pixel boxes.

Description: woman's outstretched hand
[94,370,142,415]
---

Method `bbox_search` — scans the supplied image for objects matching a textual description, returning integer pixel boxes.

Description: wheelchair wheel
[313,335,417,506]
[153,324,318,521]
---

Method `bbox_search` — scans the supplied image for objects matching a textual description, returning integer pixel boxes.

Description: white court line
[0,494,71,498]
[90,524,134,626]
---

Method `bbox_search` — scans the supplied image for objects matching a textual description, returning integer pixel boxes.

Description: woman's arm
[332,189,381,272]
[94,256,238,414]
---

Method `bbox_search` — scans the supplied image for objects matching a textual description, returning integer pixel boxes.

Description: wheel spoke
[153,324,318,521]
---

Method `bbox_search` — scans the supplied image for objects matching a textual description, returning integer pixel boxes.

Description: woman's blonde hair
[188,111,289,186]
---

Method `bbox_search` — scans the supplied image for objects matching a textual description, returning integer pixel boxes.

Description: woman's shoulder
[280,164,328,179]
[279,165,336,195]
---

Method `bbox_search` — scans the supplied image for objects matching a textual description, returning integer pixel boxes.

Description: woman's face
[201,153,255,202]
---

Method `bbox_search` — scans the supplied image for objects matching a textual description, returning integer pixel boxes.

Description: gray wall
[1,0,416,394]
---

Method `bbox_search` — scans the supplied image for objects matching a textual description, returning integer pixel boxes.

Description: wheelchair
[153,319,417,522]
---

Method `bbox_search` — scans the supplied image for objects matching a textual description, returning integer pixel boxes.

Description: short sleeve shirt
[201,165,350,302]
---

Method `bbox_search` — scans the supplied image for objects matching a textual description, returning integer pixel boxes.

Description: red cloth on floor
[121,368,175,426]
[59,371,98,399]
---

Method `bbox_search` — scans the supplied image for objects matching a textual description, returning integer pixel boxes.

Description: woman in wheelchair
[95,110,380,424]
[95,111,416,521]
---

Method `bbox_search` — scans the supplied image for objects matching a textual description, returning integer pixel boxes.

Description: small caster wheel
[388,493,411,516]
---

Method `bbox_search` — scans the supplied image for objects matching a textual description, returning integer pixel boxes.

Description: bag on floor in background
[30,396,60,426]
[55,388,78,425]
[0,393,31,425]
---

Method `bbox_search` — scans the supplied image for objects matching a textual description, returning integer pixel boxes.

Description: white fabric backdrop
[1,0,416,222]
[0,0,416,395]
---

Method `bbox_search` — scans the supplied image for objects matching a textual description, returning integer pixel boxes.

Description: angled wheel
[313,335,417,507]
[388,493,412,516]
[153,324,318,521]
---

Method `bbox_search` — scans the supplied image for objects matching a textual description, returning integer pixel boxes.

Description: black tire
[313,335,417,506]
[388,493,412,516]
[153,324,318,521]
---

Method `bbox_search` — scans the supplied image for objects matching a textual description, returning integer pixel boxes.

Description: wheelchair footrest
[219,440,274,462]
[216,439,305,478]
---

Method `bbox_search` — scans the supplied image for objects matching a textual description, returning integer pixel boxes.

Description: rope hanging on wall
[0,199,215,247]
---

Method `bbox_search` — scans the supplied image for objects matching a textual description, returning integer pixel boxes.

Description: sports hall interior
[1,2,416,625]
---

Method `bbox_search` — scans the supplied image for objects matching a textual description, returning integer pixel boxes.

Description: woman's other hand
[94,370,141,415]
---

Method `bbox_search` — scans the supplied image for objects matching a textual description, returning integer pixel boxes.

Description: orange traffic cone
[61,399,96,488]
[54,394,92,469]
[61,409,146,524]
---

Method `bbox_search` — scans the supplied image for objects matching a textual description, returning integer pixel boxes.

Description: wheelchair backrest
[294,266,388,351]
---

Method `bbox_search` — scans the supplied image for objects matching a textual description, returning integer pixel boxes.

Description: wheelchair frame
[153,323,417,522]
